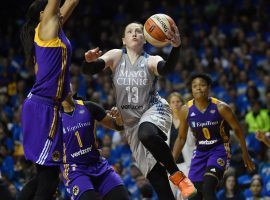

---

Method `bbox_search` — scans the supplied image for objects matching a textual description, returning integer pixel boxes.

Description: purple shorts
[188,143,230,182]
[21,93,63,166]
[61,158,123,200]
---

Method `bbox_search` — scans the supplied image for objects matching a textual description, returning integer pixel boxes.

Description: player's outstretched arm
[218,102,255,172]
[60,0,79,24]
[172,105,189,161]
[82,48,122,75]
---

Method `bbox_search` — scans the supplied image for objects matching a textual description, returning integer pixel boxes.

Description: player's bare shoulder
[216,99,231,114]
[179,104,189,120]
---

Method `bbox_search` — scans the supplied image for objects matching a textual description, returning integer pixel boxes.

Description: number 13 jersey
[112,50,161,127]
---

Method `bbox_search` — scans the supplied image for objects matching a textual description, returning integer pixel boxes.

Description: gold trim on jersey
[219,120,229,143]
[93,121,98,148]
[76,100,84,105]
[211,97,218,104]
[187,99,194,108]
[48,106,59,139]
[63,143,70,186]
[56,46,67,99]
[223,142,231,159]
[34,24,65,48]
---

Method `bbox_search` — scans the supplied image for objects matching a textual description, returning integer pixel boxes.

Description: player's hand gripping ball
[144,14,176,47]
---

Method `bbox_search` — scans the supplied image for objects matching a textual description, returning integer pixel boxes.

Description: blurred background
[0,0,270,199]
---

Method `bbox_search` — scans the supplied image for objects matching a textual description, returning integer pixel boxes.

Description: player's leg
[79,190,97,200]
[33,165,59,200]
[103,185,129,200]
[147,163,175,200]
[138,122,196,198]
[94,159,129,200]
[138,122,179,175]
[202,144,228,200]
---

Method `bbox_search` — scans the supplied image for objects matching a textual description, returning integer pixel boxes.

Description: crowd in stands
[1,0,270,199]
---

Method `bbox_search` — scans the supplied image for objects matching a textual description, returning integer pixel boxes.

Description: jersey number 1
[75,131,83,147]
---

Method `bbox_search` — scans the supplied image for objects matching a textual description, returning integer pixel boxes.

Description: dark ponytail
[20,0,47,68]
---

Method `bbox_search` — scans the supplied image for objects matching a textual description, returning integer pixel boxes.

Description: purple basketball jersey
[61,100,124,199]
[187,97,230,151]
[61,100,100,165]
[31,23,72,101]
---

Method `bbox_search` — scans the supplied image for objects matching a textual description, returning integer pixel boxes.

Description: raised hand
[84,47,102,62]
[165,24,181,47]
[107,107,123,126]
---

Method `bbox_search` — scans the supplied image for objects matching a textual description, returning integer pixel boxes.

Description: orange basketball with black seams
[144,14,176,47]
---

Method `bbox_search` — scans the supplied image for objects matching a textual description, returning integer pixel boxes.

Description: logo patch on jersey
[79,110,85,114]
[217,158,225,166]
[210,168,216,172]
[52,151,60,162]
[210,109,216,114]
[139,63,145,68]
[190,112,196,117]
[191,121,196,128]
[63,128,66,134]
[72,185,79,196]
[71,164,77,171]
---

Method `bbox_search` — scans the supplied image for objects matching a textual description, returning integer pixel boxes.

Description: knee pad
[202,174,219,200]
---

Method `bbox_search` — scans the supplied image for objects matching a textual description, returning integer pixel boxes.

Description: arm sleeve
[157,46,180,76]
[82,58,106,75]
[84,101,107,121]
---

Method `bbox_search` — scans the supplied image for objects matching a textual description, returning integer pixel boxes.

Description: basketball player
[61,90,129,200]
[82,22,197,200]
[19,0,79,199]
[173,73,255,200]
[167,92,196,199]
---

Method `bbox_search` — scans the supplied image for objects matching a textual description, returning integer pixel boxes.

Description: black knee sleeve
[34,165,60,200]
[202,175,219,200]
[79,190,97,200]
[138,122,178,175]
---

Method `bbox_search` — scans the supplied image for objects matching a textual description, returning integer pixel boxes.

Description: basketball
[143,14,176,47]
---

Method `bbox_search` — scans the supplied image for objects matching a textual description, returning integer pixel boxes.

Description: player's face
[169,96,183,110]
[122,23,145,49]
[191,78,210,100]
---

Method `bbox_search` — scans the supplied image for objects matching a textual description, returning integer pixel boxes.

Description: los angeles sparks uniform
[187,97,231,182]
[61,100,123,200]
[21,23,71,165]
[112,50,172,176]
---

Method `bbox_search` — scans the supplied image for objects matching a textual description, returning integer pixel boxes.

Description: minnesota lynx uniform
[187,97,231,182]
[112,50,172,176]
